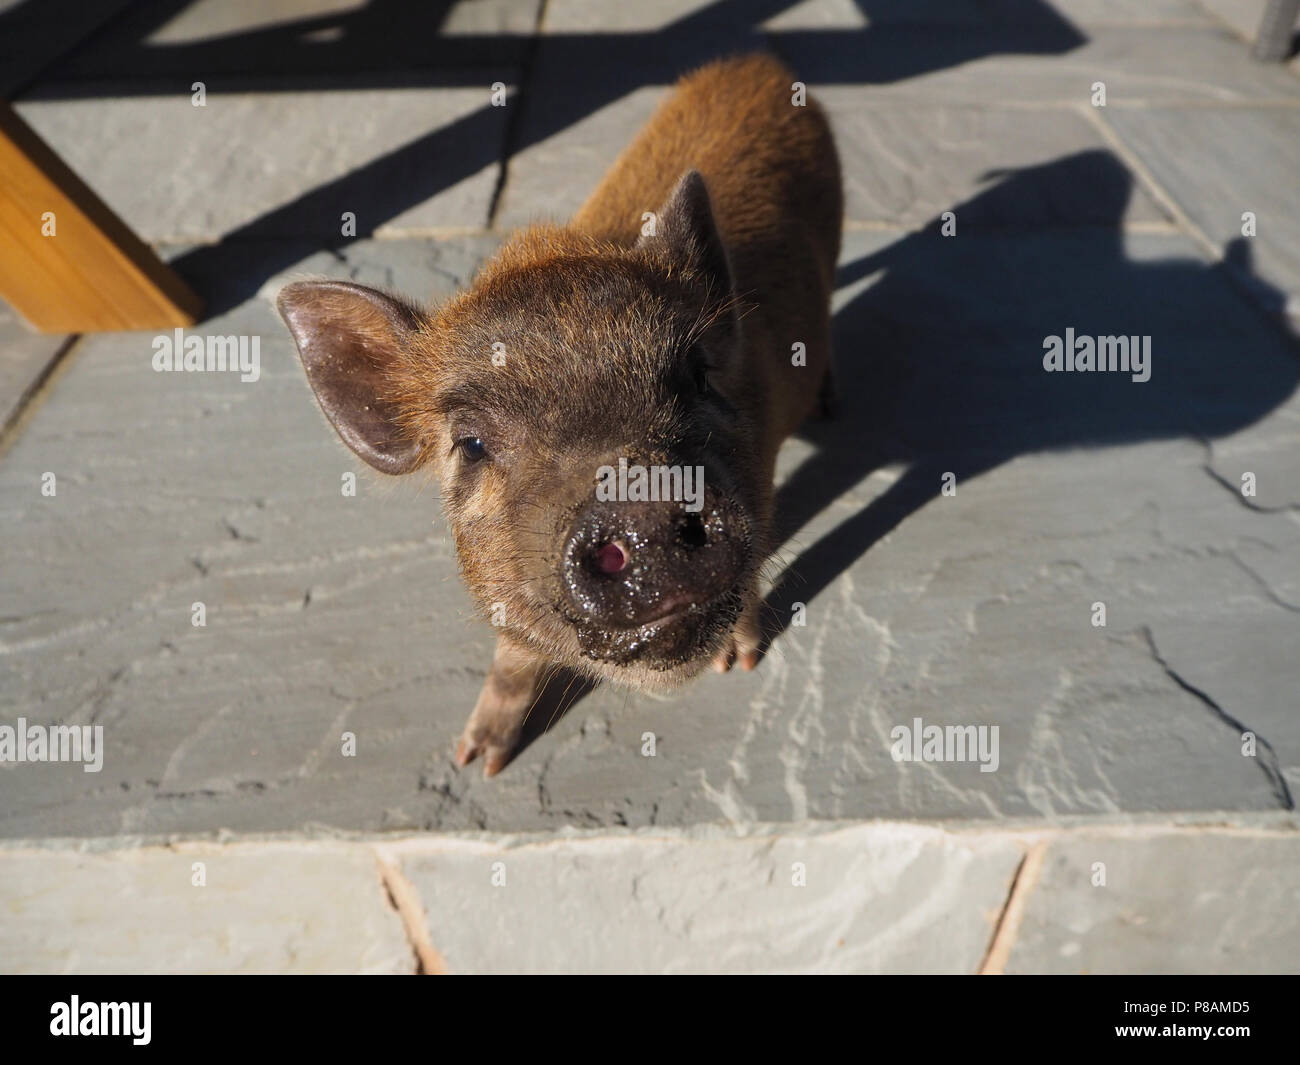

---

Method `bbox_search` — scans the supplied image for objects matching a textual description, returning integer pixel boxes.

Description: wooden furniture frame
[0,100,201,333]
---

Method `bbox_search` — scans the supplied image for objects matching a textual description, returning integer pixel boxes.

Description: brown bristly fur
[279,53,842,775]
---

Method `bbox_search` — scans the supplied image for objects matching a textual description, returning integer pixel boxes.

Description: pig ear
[277,280,424,475]
[640,170,732,297]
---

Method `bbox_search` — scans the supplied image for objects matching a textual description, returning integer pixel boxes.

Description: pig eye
[455,436,488,464]
[692,360,712,397]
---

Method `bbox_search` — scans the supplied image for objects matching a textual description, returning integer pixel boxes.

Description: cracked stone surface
[0,842,411,974]
[0,301,66,429]
[2,221,1297,836]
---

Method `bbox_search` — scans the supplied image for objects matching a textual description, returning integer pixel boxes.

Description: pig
[277,53,842,775]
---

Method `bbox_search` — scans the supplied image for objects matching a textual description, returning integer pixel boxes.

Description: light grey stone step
[1006,827,1300,973]
[391,822,1025,973]
[6,820,1292,974]
[0,841,412,974]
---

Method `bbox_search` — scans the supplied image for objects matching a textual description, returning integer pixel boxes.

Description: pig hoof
[452,702,522,780]
[712,609,762,673]
[456,641,545,777]
[455,718,524,778]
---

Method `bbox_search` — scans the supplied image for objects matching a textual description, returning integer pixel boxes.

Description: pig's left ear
[639,170,733,298]
[277,280,425,475]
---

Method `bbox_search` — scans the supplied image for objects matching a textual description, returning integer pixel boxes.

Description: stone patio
[1,0,1297,973]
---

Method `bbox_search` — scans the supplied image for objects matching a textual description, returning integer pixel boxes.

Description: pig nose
[562,495,748,628]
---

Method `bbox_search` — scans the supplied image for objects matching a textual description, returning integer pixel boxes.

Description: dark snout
[562,487,749,639]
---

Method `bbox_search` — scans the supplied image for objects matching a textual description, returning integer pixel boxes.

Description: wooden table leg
[0,100,202,333]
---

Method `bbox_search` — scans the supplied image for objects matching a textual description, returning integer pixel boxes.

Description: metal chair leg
[1253,0,1300,62]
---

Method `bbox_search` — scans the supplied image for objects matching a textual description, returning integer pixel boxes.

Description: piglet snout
[562,493,747,629]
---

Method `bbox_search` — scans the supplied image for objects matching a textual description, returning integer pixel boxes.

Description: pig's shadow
[763,148,1300,647]
[517,669,597,754]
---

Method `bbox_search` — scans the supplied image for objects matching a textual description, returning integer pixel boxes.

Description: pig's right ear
[277,280,424,475]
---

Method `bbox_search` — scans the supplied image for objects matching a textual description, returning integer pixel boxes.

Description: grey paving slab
[494,82,664,228]
[2,216,1297,838]
[500,10,1298,229]
[539,0,1203,33]
[536,1,1297,101]
[499,82,1172,230]
[496,0,1089,230]
[543,0,1211,32]
[815,97,1170,228]
[0,236,503,840]
[0,300,67,430]
[138,0,537,45]
[1104,106,1300,310]
[540,0,873,32]
[1006,829,1300,973]
[1047,0,1214,22]
[540,0,824,33]
[13,81,514,243]
[1206,409,1300,513]
[498,41,1168,228]
[0,842,412,974]
[23,0,542,82]
[771,22,1300,103]
[393,824,1024,973]
[126,0,379,42]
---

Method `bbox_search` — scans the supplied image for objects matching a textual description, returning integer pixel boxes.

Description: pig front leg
[712,593,763,673]
[455,636,548,777]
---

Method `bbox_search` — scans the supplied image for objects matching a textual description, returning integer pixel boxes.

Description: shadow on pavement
[764,149,1300,651]
[4,0,1086,316]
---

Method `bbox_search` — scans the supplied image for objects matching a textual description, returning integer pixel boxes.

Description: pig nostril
[592,540,629,575]
[677,513,708,550]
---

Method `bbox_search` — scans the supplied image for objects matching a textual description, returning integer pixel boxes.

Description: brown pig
[277,53,842,775]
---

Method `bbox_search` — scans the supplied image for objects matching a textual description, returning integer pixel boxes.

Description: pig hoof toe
[712,626,761,674]
[455,728,521,777]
